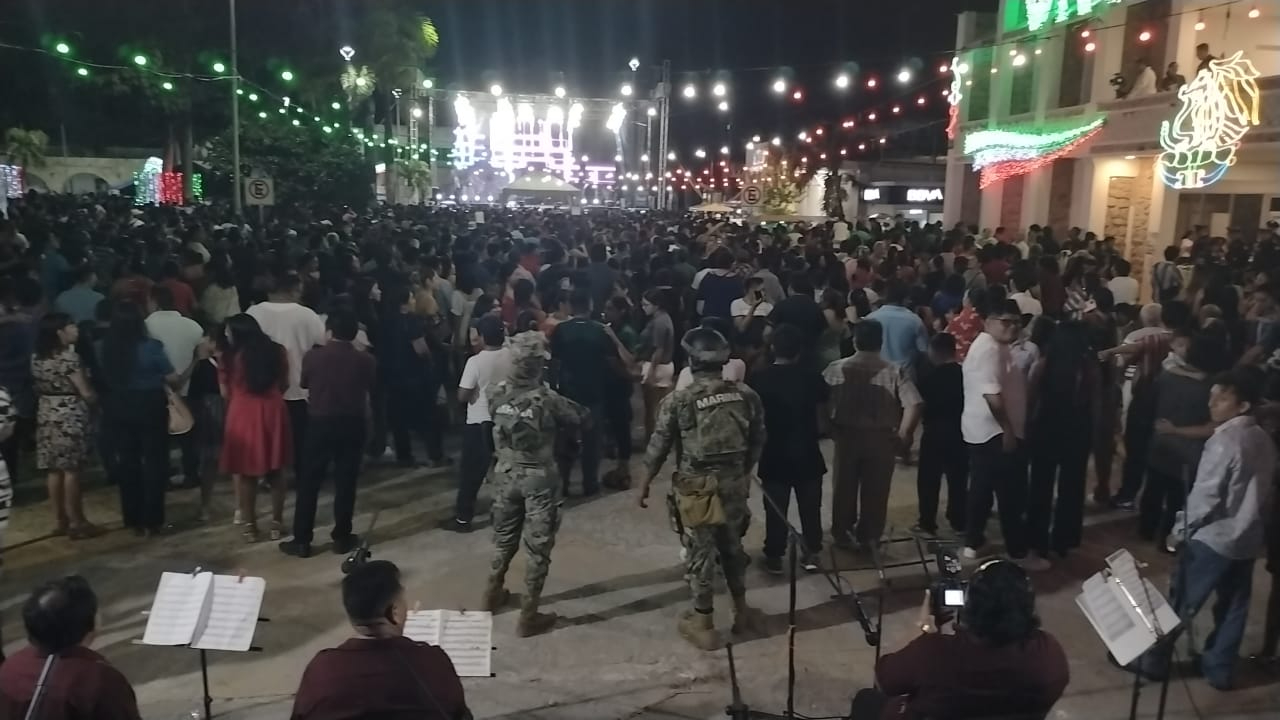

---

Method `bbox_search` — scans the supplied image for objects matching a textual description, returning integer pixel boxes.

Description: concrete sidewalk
[1,445,1278,719]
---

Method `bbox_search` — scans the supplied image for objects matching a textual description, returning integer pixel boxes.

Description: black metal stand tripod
[723,482,880,719]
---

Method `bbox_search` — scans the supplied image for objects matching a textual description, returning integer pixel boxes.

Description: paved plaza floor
[2,443,1278,719]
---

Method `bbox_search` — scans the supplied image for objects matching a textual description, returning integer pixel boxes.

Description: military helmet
[682,326,730,369]
[509,330,548,383]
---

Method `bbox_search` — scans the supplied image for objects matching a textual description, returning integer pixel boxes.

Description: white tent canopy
[689,201,734,213]
[501,170,580,194]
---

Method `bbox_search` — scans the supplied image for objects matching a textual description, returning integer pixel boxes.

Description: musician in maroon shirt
[0,575,141,720]
[856,560,1069,720]
[291,560,471,720]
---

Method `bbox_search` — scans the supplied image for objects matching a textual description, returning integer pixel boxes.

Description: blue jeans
[1140,540,1255,687]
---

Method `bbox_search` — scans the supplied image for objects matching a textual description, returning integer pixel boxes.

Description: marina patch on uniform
[695,392,743,410]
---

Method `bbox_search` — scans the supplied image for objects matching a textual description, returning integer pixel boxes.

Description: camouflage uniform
[645,368,765,648]
[482,332,588,637]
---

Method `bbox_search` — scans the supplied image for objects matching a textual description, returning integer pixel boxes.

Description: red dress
[218,350,292,476]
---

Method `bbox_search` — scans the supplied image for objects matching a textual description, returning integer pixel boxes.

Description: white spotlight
[621,83,634,97]
[490,84,503,96]
[682,84,696,99]
[897,69,911,83]
[712,82,727,97]
[772,78,786,94]
[717,100,729,112]
[554,86,566,98]
[835,73,850,89]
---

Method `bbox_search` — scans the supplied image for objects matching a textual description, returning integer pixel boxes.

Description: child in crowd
[913,333,966,537]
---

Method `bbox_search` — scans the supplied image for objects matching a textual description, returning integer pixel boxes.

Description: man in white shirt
[961,298,1046,570]
[730,277,774,326]
[446,316,513,532]
[832,218,851,245]
[247,273,327,480]
[1129,57,1158,98]
[1008,273,1043,318]
[1107,258,1140,306]
[145,284,204,486]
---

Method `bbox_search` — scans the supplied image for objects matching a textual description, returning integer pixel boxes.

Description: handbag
[166,387,195,435]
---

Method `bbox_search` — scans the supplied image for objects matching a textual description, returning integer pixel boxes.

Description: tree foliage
[3,128,50,168]
[206,119,371,208]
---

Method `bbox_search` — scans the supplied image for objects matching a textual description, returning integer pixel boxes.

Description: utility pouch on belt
[674,473,726,527]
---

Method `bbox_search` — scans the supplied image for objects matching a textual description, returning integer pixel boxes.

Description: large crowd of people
[1,190,1280,716]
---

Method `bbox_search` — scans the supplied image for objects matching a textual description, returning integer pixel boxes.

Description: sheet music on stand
[404,610,493,677]
[141,571,266,652]
[1075,549,1181,666]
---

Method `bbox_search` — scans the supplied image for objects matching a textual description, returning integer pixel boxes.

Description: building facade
[944,0,1280,294]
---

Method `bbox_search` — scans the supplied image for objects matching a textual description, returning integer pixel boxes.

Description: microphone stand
[725,479,881,719]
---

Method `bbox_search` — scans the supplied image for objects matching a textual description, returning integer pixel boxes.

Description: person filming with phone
[855,560,1069,720]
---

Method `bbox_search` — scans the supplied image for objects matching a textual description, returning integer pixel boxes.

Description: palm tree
[3,128,50,169]
[355,5,439,201]
[396,158,432,203]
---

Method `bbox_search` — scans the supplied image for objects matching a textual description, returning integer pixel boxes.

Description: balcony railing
[1090,73,1280,155]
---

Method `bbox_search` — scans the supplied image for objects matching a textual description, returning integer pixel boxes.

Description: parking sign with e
[742,185,761,206]
[245,178,274,206]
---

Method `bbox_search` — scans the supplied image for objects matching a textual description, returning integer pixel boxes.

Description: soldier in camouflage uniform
[639,327,766,650]
[480,331,589,637]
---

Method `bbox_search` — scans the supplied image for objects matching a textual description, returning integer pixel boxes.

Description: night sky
[1,0,998,160]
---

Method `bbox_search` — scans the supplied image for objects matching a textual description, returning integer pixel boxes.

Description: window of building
[1010,58,1034,115]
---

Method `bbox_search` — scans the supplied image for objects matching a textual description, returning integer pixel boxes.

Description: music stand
[1076,550,1179,720]
[137,567,268,719]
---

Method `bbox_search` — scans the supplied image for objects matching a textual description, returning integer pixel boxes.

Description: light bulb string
[0,0,1252,112]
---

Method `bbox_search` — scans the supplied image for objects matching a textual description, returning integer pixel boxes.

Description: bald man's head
[1140,303,1162,327]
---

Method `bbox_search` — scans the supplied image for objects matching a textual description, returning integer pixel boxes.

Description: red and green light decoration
[964,116,1105,188]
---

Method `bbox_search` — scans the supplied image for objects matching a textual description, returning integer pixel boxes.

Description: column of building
[1018,31,1067,230]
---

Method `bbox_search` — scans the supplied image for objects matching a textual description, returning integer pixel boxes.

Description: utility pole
[656,59,671,210]
[229,0,243,216]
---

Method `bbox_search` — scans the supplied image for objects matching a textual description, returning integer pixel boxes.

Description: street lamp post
[229,0,242,216]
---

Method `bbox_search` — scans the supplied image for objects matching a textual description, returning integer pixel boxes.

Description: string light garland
[1158,51,1261,189]
[964,116,1105,188]
[947,54,962,139]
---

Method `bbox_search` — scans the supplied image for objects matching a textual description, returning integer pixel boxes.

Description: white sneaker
[961,546,980,560]
[1016,553,1052,572]
[233,509,244,526]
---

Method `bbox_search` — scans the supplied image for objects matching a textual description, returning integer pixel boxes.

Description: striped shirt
[823,351,921,434]
[1152,260,1182,300]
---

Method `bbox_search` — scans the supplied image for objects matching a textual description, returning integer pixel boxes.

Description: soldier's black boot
[516,595,557,637]
[480,576,510,612]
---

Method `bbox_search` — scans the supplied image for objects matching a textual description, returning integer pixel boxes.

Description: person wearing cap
[639,326,766,651]
[479,331,589,637]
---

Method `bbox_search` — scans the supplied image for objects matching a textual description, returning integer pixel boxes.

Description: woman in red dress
[219,314,292,542]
